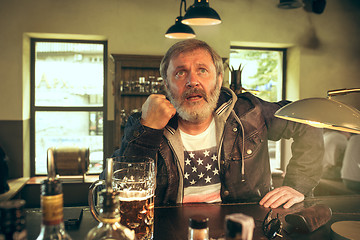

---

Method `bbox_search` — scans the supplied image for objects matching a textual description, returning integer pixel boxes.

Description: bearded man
[111,39,324,208]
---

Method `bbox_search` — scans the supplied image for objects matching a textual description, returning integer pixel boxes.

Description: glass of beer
[88,156,155,240]
[113,156,155,240]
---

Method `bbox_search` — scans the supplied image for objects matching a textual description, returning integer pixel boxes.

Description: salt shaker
[188,215,209,240]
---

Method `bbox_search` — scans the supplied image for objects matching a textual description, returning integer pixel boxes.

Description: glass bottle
[86,190,135,240]
[0,199,27,240]
[188,215,209,240]
[36,179,72,240]
[86,157,135,240]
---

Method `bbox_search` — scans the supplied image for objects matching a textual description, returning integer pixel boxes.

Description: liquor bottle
[0,199,27,240]
[86,157,135,240]
[36,178,72,240]
[188,215,209,240]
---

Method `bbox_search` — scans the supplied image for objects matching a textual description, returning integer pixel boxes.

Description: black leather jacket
[112,87,324,206]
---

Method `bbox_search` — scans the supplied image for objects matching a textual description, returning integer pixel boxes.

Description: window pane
[34,42,104,107]
[35,111,103,175]
[229,49,283,102]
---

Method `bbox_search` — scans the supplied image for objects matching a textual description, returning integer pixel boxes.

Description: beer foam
[119,190,153,201]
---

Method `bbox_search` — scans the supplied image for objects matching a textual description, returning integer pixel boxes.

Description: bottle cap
[189,215,209,229]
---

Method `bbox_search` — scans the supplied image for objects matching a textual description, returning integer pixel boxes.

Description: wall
[0,0,359,178]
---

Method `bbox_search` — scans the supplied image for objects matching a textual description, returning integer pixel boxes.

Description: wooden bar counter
[25,195,360,239]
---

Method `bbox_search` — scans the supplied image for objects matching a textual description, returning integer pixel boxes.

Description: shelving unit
[110,54,163,148]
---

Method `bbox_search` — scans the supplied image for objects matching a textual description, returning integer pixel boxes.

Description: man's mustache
[182,88,208,102]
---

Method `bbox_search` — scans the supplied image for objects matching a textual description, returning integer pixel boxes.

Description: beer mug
[89,156,156,240]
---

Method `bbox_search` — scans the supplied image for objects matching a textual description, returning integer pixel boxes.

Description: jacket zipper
[231,110,246,182]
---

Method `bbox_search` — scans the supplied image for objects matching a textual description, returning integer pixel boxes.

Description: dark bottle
[0,199,27,240]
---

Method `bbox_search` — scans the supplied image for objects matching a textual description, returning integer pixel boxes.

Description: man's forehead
[169,49,214,66]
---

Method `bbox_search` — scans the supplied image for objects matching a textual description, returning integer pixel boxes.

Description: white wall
[0,0,359,122]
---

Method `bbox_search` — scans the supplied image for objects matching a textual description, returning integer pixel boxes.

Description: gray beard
[166,84,221,123]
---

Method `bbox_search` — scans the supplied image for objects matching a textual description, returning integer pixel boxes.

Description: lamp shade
[278,0,304,9]
[165,16,196,39]
[182,0,221,26]
[275,98,360,134]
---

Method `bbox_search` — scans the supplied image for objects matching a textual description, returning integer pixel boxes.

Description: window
[31,39,107,175]
[229,46,286,171]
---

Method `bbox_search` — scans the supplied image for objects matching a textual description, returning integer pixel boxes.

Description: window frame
[30,38,108,176]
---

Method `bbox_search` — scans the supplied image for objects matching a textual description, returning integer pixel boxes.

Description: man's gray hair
[160,39,224,83]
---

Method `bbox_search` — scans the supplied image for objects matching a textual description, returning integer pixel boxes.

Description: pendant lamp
[275,88,360,134]
[278,0,304,9]
[182,0,221,26]
[165,0,196,39]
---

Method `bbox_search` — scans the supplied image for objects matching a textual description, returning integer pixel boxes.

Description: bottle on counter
[0,199,27,240]
[36,148,71,240]
[188,215,209,240]
[86,158,135,240]
[35,178,72,240]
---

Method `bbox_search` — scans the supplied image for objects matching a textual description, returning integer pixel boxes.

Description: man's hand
[259,186,304,209]
[141,94,176,130]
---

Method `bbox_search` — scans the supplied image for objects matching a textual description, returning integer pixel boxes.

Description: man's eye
[176,70,186,78]
[199,68,207,74]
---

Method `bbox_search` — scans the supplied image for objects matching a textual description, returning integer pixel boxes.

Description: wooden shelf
[111,54,163,148]
[120,92,151,96]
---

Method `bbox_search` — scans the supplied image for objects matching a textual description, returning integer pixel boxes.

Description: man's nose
[186,72,199,87]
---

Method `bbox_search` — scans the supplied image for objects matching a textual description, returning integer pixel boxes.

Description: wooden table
[25,195,360,239]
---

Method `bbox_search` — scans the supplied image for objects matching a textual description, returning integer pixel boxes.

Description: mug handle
[88,179,105,222]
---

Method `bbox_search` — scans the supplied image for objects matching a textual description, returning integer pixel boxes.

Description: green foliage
[230,49,282,102]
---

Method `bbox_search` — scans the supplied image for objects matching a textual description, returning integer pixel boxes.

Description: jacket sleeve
[99,112,164,180]
[116,112,164,160]
[259,97,324,196]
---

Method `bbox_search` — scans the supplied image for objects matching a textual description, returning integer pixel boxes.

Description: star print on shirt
[204,150,210,157]
[183,146,220,188]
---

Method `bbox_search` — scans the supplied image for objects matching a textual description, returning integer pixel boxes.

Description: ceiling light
[165,16,196,39]
[165,0,196,39]
[182,0,221,26]
[278,0,304,9]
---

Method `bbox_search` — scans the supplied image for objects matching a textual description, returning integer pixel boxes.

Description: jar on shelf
[122,80,132,93]
[151,77,164,94]
[147,76,156,93]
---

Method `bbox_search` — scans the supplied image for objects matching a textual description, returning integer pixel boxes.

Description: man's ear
[163,79,169,92]
[217,74,224,87]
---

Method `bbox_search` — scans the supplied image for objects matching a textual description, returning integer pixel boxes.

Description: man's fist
[140,94,176,129]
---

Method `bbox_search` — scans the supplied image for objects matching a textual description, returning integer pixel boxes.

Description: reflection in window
[32,40,107,175]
